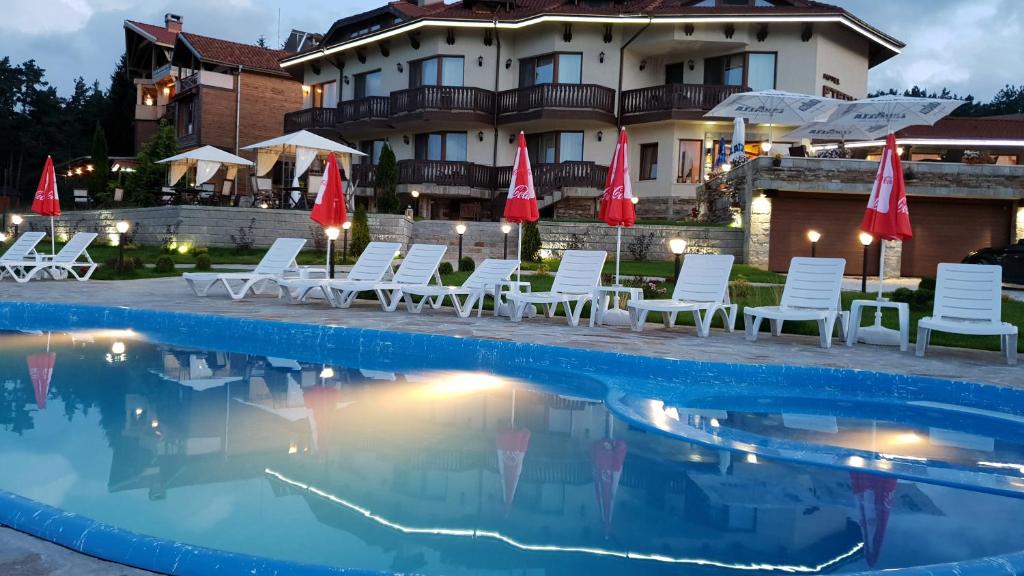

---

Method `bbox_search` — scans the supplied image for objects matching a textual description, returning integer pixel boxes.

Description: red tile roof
[125,20,177,46]
[897,117,1024,141]
[178,33,292,76]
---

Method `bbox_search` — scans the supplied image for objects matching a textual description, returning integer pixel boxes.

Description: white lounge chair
[507,250,607,327]
[743,257,848,349]
[325,244,447,311]
[5,232,98,283]
[400,258,520,318]
[277,241,401,305]
[0,232,47,281]
[916,263,1017,365]
[627,254,737,337]
[183,238,310,299]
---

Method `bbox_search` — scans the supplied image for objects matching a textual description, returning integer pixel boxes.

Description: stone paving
[0,528,154,576]
[0,277,1019,387]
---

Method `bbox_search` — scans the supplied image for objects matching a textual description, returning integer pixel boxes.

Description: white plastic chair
[743,257,848,349]
[278,241,401,305]
[628,254,737,337]
[916,263,1017,365]
[400,258,521,318]
[0,232,47,281]
[7,232,98,283]
[183,238,308,299]
[326,244,447,311]
[507,250,607,327]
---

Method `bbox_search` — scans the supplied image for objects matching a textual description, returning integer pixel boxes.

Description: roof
[285,0,903,68]
[125,20,178,47]
[896,117,1024,141]
[178,32,292,76]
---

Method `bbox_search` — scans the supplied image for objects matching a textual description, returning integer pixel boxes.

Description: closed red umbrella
[591,438,627,538]
[311,153,348,277]
[496,428,530,511]
[27,352,56,410]
[504,132,539,282]
[851,472,898,567]
[32,156,61,253]
[303,385,341,455]
[599,128,635,287]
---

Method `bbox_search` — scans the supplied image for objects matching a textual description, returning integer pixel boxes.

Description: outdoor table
[846,299,910,352]
[493,280,532,317]
[280,186,307,209]
[590,285,643,327]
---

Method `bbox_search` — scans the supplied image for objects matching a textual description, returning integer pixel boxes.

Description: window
[524,131,583,164]
[409,56,464,88]
[704,52,776,89]
[178,99,195,136]
[311,81,337,107]
[519,53,582,87]
[354,70,383,98]
[678,139,703,183]
[639,143,658,181]
[746,53,776,91]
[359,140,385,164]
[415,132,467,161]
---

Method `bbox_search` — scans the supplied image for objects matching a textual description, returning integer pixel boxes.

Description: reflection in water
[0,330,1022,575]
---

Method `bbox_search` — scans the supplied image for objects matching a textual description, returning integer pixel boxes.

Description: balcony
[620,84,748,124]
[352,160,496,190]
[284,107,339,133]
[497,84,616,124]
[389,86,495,124]
[496,162,608,191]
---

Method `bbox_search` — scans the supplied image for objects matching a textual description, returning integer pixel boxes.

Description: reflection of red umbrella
[27,352,56,410]
[851,472,897,567]
[303,385,341,454]
[496,428,530,510]
[32,156,61,254]
[503,132,538,283]
[591,439,627,538]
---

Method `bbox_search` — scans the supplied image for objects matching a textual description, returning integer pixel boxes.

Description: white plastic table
[846,299,910,352]
[590,285,643,327]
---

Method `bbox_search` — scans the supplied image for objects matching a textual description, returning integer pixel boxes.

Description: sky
[1,0,1021,100]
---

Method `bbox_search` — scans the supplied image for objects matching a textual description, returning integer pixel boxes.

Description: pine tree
[521,221,542,262]
[350,206,371,257]
[256,35,269,48]
[103,54,136,156]
[88,123,110,204]
[374,144,400,214]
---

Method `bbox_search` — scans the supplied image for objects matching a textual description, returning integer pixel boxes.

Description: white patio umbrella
[156,145,253,187]
[823,95,965,135]
[780,121,890,143]
[242,130,364,207]
[706,90,840,147]
[730,117,746,162]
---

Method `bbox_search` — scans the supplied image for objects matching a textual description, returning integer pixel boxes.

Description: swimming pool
[0,302,1022,576]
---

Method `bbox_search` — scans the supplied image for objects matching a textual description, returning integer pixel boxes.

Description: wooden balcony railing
[350,163,376,188]
[619,84,748,117]
[338,96,389,122]
[497,84,615,117]
[390,86,495,117]
[398,160,495,188]
[176,73,199,96]
[283,107,338,132]
[495,161,608,191]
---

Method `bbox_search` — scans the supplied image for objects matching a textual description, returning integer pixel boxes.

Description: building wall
[239,71,303,149]
[814,24,870,99]
[199,86,238,151]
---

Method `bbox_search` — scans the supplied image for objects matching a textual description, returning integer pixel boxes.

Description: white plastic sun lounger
[400,258,520,318]
[326,244,447,311]
[0,232,46,281]
[277,242,401,305]
[743,257,848,349]
[507,250,607,327]
[183,238,308,299]
[916,263,1017,365]
[628,254,737,337]
[6,232,98,283]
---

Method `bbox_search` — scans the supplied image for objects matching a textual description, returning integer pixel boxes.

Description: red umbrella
[591,438,627,538]
[504,132,539,282]
[496,428,531,511]
[27,351,56,410]
[32,156,61,253]
[599,128,635,287]
[311,153,348,277]
[850,472,897,567]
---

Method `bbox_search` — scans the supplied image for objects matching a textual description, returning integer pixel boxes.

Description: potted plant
[772,153,783,167]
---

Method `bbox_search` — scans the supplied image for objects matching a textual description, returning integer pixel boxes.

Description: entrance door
[665,62,687,84]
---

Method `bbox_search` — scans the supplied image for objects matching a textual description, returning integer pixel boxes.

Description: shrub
[459,256,475,272]
[103,256,143,275]
[192,246,209,256]
[154,255,175,273]
[627,232,657,262]
[521,221,542,262]
[374,144,400,214]
[350,206,370,257]
[229,218,256,252]
[195,254,212,271]
[918,277,936,292]
[891,286,934,312]
[438,262,454,275]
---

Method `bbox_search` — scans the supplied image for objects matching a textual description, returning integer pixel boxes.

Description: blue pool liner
[0,300,1022,576]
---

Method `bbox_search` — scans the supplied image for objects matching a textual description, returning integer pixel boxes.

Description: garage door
[768,193,880,276]
[900,199,1012,278]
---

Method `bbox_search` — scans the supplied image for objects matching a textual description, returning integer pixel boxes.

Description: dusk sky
[3,0,1021,100]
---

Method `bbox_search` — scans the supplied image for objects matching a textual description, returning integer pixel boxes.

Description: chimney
[165,13,183,33]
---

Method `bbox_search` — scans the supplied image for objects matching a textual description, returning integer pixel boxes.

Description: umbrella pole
[517,223,523,284]
[613,226,622,309]
[326,238,332,279]
[873,241,886,327]
[50,217,55,253]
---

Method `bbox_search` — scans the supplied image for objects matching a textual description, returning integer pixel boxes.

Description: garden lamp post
[807,230,821,257]
[859,232,874,293]
[326,227,340,279]
[411,189,420,217]
[669,237,688,282]
[0,232,7,244]
[341,221,351,264]
[116,221,130,269]
[11,214,22,237]
[455,224,467,270]
[501,224,512,259]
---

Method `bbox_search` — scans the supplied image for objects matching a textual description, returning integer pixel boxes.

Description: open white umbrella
[242,130,364,204]
[706,90,840,146]
[823,95,964,135]
[157,145,254,187]
[780,122,890,143]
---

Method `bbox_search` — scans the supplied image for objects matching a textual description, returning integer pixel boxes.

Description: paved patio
[0,277,1018,387]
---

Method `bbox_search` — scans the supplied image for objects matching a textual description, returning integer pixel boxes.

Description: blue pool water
[0,306,1023,575]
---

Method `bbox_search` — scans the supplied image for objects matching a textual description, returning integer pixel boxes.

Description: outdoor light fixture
[11,214,22,237]
[599,51,605,63]
[508,134,515,144]
[86,164,94,172]
[669,237,687,281]
[639,59,647,71]
[477,55,484,67]
[342,221,352,263]
[397,62,404,73]
[326,226,341,278]
[596,130,603,142]
[259,202,269,209]
[116,221,130,269]
[403,135,410,145]
[859,232,873,292]
[505,58,512,69]
[411,190,420,198]
[746,454,758,464]
[896,146,905,156]
[111,163,121,172]
[477,131,484,142]
[302,85,311,94]
[343,75,350,85]
[66,170,73,177]
[320,366,335,379]
[455,224,467,269]
[760,141,773,154]
[631,196,639,205]
[807,230,821,257]
[501,223,512,259]
[687,59,695,70]
[163,86,170,96]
